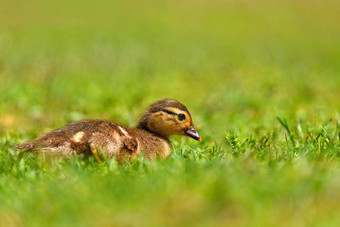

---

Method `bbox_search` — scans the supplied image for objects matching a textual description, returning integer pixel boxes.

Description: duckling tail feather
[16,141,36,151]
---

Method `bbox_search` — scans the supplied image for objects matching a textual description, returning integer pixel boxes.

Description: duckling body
[17,99,201,162]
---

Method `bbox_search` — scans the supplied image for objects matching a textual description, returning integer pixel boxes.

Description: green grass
[0,0,340,226]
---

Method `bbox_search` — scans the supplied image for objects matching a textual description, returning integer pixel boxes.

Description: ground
[0,0,340,226]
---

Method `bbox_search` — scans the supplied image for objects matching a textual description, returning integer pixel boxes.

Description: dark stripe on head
[161,109,177,115]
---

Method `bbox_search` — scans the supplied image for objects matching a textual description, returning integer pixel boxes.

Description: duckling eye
[178,113,186,121]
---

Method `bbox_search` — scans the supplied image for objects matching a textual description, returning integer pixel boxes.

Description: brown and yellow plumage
[17,99,201,162]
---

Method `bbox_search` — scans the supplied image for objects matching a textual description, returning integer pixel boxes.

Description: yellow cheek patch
[148,108,193,137]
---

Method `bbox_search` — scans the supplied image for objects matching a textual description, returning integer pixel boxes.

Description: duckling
[17,99,201,162]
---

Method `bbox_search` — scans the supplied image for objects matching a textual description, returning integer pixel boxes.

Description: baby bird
[17,99,201,162]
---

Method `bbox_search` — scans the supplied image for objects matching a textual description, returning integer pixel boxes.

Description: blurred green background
[1,0,339,138]
[0,0,340,226]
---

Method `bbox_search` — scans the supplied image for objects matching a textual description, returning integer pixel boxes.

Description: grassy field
[0,0,340,226]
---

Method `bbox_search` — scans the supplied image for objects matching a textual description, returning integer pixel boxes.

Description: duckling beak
[185,126,202,142]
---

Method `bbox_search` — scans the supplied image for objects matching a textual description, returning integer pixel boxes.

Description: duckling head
[137,99,201,141]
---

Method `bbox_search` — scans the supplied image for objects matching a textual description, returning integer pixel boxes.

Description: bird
[17,99,201,163]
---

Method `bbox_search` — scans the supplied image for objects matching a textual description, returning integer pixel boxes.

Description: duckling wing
[88,125,138,158]
[121,136,138,152]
